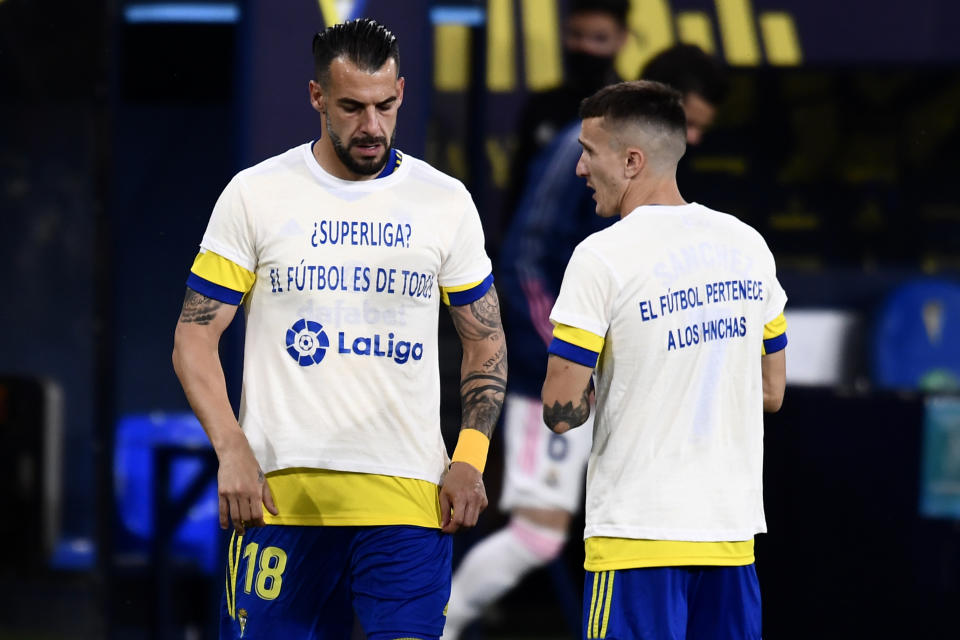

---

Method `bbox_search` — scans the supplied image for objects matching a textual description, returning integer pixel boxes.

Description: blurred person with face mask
[499,0,629,237]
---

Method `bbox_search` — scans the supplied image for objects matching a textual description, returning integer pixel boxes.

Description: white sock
[442,518,566,640]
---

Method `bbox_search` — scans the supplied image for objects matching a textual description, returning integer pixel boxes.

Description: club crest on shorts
[285,318,330,366]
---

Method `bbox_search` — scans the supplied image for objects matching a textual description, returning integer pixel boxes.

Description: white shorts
[499,393,593,513]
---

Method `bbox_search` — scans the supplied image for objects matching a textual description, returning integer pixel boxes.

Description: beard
[325,111,396,176]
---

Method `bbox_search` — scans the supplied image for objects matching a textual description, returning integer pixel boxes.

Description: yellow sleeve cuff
[191,250,256,293]
[552,323,605,352]
[761,312,788,355]
[763,312,787,340]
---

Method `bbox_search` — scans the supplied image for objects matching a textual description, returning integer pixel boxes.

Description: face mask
[563,50,616,92]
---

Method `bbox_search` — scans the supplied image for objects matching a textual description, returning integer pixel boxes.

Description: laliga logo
[337,330,423,364]
[285,318,423,366]
[285,318,330,367]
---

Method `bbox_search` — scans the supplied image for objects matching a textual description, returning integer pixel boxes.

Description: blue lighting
[124,3,240,24]
[430,5,486,27]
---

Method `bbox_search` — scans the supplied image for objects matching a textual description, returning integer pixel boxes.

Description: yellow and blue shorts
[583,565,761,640]
[220,524,451,640]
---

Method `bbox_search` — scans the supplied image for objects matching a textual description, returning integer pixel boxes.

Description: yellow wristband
[451,428,490,473]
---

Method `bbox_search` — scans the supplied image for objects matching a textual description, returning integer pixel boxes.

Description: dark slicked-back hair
[569,0,630,27]
[579,80,687,137]
[312,18,399,87]
[641,44,728,106]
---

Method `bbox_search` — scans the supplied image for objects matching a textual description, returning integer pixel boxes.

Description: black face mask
[563,50,616,93]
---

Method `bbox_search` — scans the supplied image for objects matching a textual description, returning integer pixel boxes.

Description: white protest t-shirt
[197,143,492,487]
[550,203,787,542]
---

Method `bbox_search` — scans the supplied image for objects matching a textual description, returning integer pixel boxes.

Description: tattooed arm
[439,285,507,532]
[542,354,594,433]
[449,285,507,438]
[172,287,276,532]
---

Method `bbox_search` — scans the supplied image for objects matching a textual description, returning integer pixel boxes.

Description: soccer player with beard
[172,19,506,640]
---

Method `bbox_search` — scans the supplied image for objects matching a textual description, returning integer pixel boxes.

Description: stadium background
[1,0,959,637]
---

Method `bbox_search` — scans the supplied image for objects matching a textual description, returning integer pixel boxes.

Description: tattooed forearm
[481,341,507,376]
[450,286,503,342]
[469,289,500,329]
[543,385,591,432]
[453,285,507,438]
[460,374,506,438]
[179,287,224,325]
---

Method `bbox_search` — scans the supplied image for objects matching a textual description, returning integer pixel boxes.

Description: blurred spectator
[641,43,729,146]
[501,0,630,233]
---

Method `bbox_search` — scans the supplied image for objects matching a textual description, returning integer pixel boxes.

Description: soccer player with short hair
[542,81,787,640]
[443,38,729,640]
[172,19,505,640]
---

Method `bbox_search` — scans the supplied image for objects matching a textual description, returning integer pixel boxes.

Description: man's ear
[624,147,645,179]
[308,80,325,114]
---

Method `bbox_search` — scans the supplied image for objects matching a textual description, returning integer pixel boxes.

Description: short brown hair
[579,80,686,136]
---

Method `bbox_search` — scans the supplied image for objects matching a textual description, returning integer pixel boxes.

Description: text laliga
[337,331,424,364]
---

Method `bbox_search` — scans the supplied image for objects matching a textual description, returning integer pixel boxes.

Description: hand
[439,462,488,534]
[216,436,279,534]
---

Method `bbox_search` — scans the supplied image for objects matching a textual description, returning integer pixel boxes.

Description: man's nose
[360,106,381,134]
[575,155,588,177]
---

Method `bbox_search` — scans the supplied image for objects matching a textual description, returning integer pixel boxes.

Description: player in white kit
[172,19,506,640]
[542,81,787,640]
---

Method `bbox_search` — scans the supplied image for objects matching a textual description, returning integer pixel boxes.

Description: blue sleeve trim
[447,273,494,306]
[763,333,788,355]
[186,273,244,305]
[548,338,599,368]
